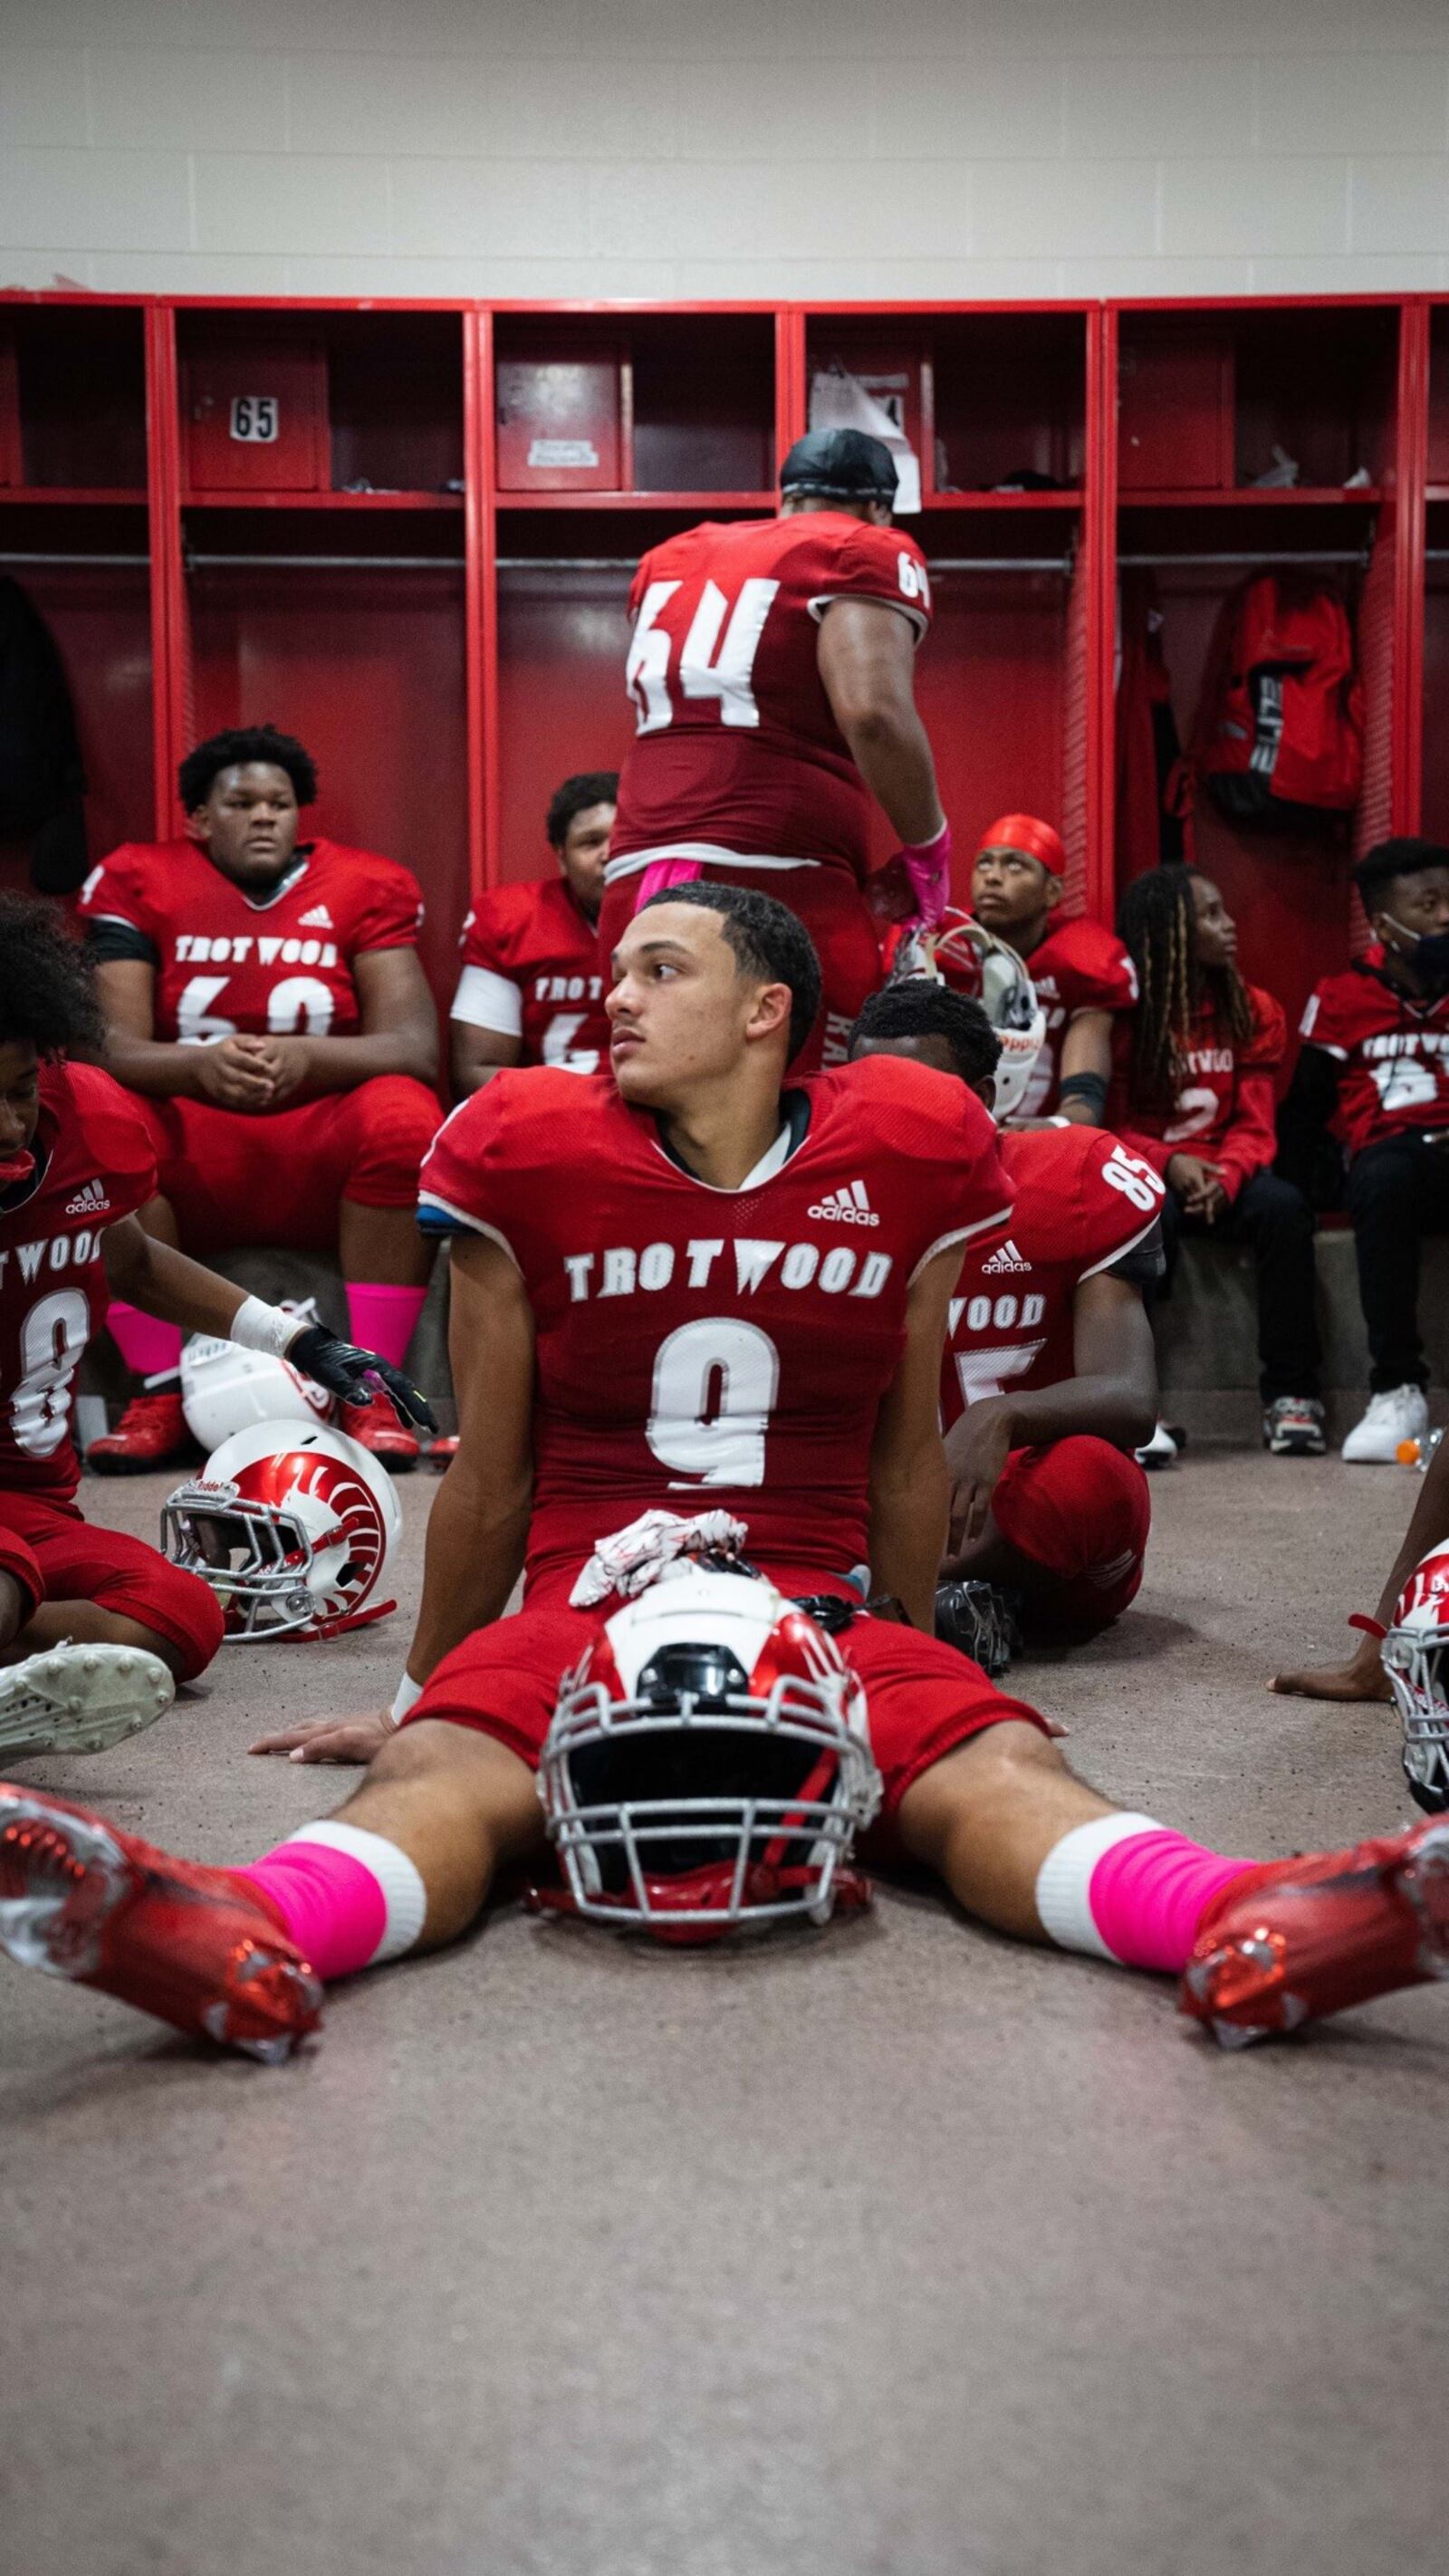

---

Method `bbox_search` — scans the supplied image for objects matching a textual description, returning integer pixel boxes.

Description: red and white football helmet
[892,909,1047,1120]
[1381,1545,1449,1814]
[162,1421,401,1641]
[534,1564,882,1942]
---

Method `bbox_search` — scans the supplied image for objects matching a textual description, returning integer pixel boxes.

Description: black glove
[287,1325,437,1435]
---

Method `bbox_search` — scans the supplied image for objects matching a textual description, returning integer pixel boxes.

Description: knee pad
[94,1555,226,1682]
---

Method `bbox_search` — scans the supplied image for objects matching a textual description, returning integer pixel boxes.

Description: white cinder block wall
[3,0,1449,300]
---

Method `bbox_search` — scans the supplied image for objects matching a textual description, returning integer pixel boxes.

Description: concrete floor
[4,1452,1447,2576]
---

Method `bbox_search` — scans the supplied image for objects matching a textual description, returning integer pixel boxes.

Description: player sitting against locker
[849,979,1161,1660]
[8,884,1449,2063]
[0,895,432,1763]
[968,813,1138,1125]
[1109,864,1324,1463]
[1278,840,1449,1466]
[76,726,442,1473]
[449,770,618,1097]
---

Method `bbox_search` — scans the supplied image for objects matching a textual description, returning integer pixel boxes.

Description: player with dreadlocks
[1108,864,1325,1460]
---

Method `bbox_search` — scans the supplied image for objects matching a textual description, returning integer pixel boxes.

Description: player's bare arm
[251,1231,533,1764]
[450,1019,523,1098]
[945,1273,1157,1558]
[254,942,438,1103]
[1054,1009,1114,1127]
[815,597,945,850]
[867,1243,958,1629]
[94,955,277,1107]
[1272,1429,1449,1704]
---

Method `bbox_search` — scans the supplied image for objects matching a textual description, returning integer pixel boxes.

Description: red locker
[1118,330,1234,493]
[495,344,625,493]
[182,338,329,494]
[0,330,21,486]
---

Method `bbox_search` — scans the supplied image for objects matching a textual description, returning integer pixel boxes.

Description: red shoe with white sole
[0,1784,322,2062]
[1179,1816,1449,2046]
[338,1398,419,1473]
[87,1390,194,1475]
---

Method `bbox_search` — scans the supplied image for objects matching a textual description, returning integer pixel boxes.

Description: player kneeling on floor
[5,884,1449,2061]
[0,894,432,1763]
[849,971,1162,1668]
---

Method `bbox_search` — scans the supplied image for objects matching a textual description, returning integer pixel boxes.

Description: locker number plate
[230,396,279,443]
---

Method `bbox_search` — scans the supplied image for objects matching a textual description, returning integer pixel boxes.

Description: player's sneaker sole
[0,1785,323,2062]
[1180,1819,1449,2047]
[1262,1407,1328,1457]
[0,1645,175,1764]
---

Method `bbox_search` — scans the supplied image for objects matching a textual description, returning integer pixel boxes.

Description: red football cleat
[87,1390,194,1475]
[0,1783,323,2062]
[339,1398,419,1473]
[427,1433,460,1471]
[1180,1817,1449,2046]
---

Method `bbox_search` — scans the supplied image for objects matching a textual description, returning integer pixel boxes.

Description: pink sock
[106,1302,183,1384]
[235,1821,427,1982]
[344,1282,427,1370]
[1035,1813,1252,1974]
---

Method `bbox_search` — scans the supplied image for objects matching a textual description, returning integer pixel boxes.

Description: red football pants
[402,1581,1050,1837]
[598,862,882,1072]
[0,1488,225,1680]
[990,1437,1150,1635]
[132,1077,442,1255]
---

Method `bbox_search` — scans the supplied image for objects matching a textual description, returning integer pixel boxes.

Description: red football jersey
[418,1053,1009,1599]
[0,1062,157,1497]
[451,879,608,1072]
[1108,984,1283,1201]
[610,511,932,886]
[1300,955,1449,1156]
[1012,915,1138,1117]
[78,838,424,1043]
[941,1127,1165,1425]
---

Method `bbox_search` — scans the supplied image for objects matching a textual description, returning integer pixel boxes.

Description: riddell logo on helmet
[809,1180,878,1227]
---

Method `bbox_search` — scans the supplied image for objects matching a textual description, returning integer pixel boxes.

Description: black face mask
[1384,918,1449,988]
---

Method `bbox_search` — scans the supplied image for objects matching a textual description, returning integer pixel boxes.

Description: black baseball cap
[779,428,897,504]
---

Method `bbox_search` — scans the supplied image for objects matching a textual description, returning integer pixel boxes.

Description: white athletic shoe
[1341,1386,1429,1466]
[1135,1421,1179,1470]
[0,1644,175,1764]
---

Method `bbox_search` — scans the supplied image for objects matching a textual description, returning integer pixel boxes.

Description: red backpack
[1190,574,1364,831]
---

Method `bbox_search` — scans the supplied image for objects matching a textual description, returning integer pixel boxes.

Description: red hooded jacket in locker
[610,512,932,888]
[1107,985,1284,1204]
[77,838,424,1043]
[418,1053,1009,1603]
[0,1062,156,1497]
[941,1125,1165,1423]
[1299,954,1449,1157]
[451,879,609,1072]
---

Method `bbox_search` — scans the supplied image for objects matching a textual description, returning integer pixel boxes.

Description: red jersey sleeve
[1064,1128,1167,1274]
[417,1069,600,1263]
[1299,974,1357,1058]
[806,521,933,641]
[66,1062,159,1215]
[1212,986,1283,1202]
[1050,918,1139,1015]
[345,853,426,954]
[76,844,162,950]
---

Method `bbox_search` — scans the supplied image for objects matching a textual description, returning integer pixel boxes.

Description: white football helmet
[894,908,1047,1120]
[535,1564,882,1942]
[1381,1544,1449,1814]
[181,1323,332,1452]
[162,1420,401,1641]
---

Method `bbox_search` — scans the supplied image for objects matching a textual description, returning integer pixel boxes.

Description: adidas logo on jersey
[981,1239,1032,1274]
[297,903,335,929]
[808,1180,879,1228]
[64,1179,110,1216]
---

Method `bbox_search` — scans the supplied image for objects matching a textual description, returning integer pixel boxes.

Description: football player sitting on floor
[11,884,1449,2066]
[449,770,617,1097]
[0,894,432,1764]
[1278,839,1449,1466]
[969,813,1138,1125]
[1109,864,1324,1464]
[76,726,442,1473]
[849,979,1162,1664]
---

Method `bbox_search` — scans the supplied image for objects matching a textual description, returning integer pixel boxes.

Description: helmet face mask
[163,1420,401,1641]
[1383,1547,1449,1815]
[537,1569,881,1940]
[894,914,1048,1122]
